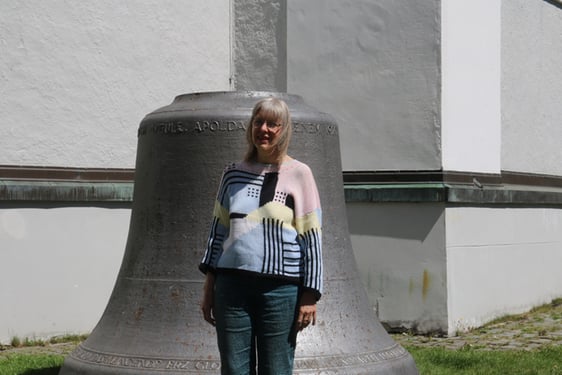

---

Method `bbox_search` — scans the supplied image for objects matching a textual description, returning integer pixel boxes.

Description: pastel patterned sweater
[199,159,323,298]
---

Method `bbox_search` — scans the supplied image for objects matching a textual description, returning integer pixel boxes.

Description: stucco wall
[0,207,129,343]
[446,207,562,334]
[502,0,562,176]
[287,0,441,171]
[0,1,231,169]
[0,1,231,344]
[2,0,561,344]
[349,202,562,336]
[233,0,287,91]
[347,202,448,334]
[441,0,502,174]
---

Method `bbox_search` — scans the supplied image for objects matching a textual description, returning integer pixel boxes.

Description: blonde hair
[244,98,292,163]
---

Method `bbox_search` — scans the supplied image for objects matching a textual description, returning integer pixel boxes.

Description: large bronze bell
[59,91,417,374]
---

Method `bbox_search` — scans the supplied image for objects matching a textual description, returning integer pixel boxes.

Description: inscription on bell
[138,120,338,137]
[195,120,246,133]
[138,120,246,137]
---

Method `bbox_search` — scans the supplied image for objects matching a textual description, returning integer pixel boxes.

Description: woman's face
[251,111,283,161]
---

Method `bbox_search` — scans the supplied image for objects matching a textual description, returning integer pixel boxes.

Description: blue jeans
[214,273,299,375]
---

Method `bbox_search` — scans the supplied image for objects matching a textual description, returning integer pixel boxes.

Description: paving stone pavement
[1,300,561,359]
[392,300,562,351]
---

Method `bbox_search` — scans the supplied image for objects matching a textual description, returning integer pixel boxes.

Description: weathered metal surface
[59,91,418,374]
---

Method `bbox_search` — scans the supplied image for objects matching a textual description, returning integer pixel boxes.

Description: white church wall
[347,202,449,334]
[441,0,502,174]
[502,0,562,176]
[0,0,231,344]
[287,0,442,171]
[446,206,562,335]
[2,0,561,344]
[0,1,231,169]
[0,207,130,344]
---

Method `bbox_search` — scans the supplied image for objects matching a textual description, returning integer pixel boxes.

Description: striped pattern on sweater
[199,159,323,298]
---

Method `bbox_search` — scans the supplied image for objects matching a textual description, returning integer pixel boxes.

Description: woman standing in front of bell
[199,97,323,374]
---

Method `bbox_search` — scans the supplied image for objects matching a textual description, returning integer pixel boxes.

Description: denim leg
[214,274,299,375]
[214,275,255,375]
[254,283,299,375]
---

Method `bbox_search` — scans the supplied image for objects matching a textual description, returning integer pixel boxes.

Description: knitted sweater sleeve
[293,164,323,300]
[199,168,231,274]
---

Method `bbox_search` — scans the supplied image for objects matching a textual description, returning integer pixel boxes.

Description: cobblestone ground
[392,299,562,351]
[2,300,561,358]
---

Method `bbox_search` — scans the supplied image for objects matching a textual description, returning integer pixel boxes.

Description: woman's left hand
[296,290,317,331]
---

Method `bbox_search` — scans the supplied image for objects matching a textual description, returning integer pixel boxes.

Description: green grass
[0,353,64,375]
[8,334,88,349]
[407,345,562,375]
[2,323,562,375]
[0,335,86,374]
[46,334,88,345]
[2,347,562,375]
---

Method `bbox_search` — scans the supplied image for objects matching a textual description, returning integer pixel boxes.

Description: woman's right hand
[201,273,216,326]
